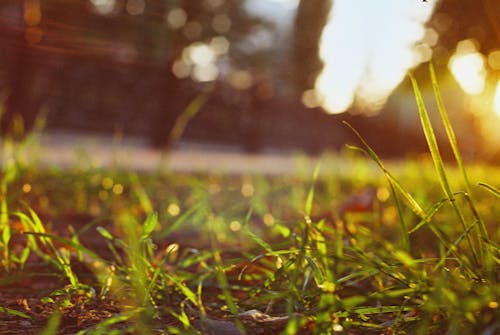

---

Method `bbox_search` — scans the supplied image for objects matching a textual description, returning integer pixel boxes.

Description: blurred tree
[0,0,40,136]
[422,0,500,83]
[0,0,274,146]
[429,0,499,62]
[292,0,332,93]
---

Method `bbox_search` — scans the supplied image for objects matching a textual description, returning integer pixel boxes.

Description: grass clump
[0,66,499,334]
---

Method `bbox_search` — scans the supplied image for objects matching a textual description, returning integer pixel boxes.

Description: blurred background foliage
[0,0,499,160]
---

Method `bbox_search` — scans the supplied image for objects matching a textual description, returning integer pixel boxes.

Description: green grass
[0,69,499,334]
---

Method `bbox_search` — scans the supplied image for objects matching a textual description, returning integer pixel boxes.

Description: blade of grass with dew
[409,74,479,266]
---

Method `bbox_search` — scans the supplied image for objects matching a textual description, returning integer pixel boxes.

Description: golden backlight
[314,0,437,114]
[448,40,486,95]
[494,80,500,117]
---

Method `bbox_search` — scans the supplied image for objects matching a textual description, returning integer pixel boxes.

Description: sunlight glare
[449,40,486,95]
[494,80,500,117]
[181,42,220,82]
[315,0,437,114]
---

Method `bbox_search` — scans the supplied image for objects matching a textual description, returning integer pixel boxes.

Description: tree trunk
[293,0,332,93]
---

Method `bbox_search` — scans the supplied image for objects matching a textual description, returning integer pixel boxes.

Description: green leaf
[141,212,158,239]
[0,306,31,319]
[96,226,114,240]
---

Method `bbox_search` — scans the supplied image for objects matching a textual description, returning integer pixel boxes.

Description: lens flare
[449,51,486,95]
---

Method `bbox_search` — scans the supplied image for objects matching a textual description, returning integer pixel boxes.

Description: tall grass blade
[409,74,452,200]
[167,88,211,147]
[429,63,471,191]
[409,74,478,265]
[478,182,500,198]
[343,125,426,220]
[305,163,321,217]
[344,122,425,251]
[129,173,153,215]
[388,182,410,252]
[39,311,62,335]
[429,62,490,254]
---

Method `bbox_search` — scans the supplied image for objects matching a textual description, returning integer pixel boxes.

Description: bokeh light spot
[301,89,322,109]
[229,220,242,232]
[241,182,254,197]
[263,213,275,227]
[449,41,486,95]
[166,8,187,29]
[22,183,32,193]
[90,0,116,15]
[487,50,500,70]
[228,70,253,90]
[172,60,190,79]
[210,36,230,55]
[102,177,114,190]
[112,184,123,195]
[167,203,181,217]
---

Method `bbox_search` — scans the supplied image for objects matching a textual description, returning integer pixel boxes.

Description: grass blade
[409,74,478,266]
[0,306,31,319]
[429,62,490,255]
[429,63,472,192]
[478,182,500,198]
[305,163,321,217]
[343,125,426,220]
